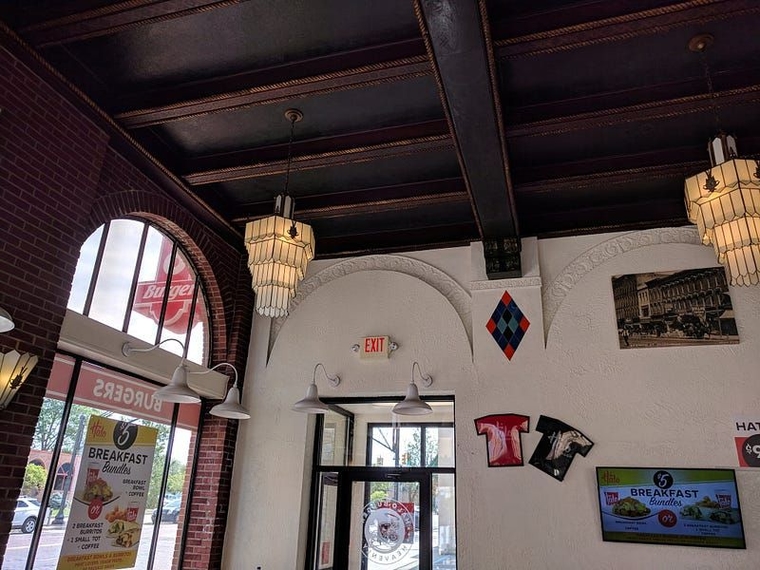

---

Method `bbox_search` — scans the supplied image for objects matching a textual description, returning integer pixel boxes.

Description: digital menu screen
[596,467,745,549]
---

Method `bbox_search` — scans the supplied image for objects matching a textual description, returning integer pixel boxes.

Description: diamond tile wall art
[486,290,530,360]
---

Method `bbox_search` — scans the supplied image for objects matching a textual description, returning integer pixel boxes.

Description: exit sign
[360,336,390,359]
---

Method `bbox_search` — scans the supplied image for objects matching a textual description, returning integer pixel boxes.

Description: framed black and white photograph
[612,267,739,349]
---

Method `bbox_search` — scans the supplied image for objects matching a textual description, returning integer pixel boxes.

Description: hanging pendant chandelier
[683,34,760,286]
[245,109,315,317]
[684,134,760,286]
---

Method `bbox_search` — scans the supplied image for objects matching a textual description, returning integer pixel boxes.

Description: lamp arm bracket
[412,361,433,387]
[314,362,340,387]
[122,338,186,358]
[192,362,239,387]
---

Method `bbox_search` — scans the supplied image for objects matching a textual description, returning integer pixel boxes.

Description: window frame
[23,351,200,570]
[71,218,211,364]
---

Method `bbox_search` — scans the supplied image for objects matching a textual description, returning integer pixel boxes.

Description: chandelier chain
[698,47,722,133]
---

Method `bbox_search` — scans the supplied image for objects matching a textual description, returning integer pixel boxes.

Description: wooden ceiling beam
[19,0,239,47]
[494,0,760,59]
[523,201,689,239]
[112,40,429,126]
[183,120,449,173]
[313,222,478,259]
[183,134,453,185]
[415,0,521,278]
[230,177,469,223]
[514,135,760,188]
[508,84,760,139]
[515,161,704,195]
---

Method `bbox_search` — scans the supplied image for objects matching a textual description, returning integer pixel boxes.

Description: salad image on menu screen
[596,467,745,549]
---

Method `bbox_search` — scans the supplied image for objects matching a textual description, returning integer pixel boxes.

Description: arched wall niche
[269,254,473,358]
[230,267,474,570]
[542,227,704,343]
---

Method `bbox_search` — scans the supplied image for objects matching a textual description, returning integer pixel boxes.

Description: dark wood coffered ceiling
[3,0,760,276]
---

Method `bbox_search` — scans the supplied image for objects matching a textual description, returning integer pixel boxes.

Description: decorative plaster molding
[269,255,473,354]
[542,227,702,341]
[470,276,542,290]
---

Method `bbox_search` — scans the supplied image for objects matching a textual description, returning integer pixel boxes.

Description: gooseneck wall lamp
[392,361,433,416]
[122,339,198,404]
[122,339,250,419]
[195,362,250,419]
[293,363,340,414]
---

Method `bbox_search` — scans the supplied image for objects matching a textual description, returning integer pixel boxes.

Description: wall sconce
[392,362,433,416]
[0,350,38,410]
[122,339,199,404]
[293,363,340,414]
[194,362,250,420]
[0,306,15,333]
[122,340,250,419]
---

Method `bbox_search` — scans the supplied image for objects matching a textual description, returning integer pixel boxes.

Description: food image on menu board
[82,477,113,502]
[680,495,742,525]
[596,467,746,549]
[109,521,141,548]
[611,497,651,518]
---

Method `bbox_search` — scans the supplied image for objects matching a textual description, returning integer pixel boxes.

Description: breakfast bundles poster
[597,467,745,549]
[58,416,158,570]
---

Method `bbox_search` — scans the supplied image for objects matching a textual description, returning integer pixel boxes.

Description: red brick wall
[0,29,253,569]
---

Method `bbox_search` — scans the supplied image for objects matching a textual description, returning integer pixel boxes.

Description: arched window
[67,219,210,364]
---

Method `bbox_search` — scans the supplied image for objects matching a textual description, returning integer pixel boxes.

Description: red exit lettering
[364,337,385,353]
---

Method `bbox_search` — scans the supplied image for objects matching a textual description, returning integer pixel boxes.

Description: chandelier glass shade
[245,206,314,318]
[684,135,760,286]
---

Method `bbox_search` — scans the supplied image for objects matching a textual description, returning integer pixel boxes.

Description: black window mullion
[146,404,179,570]
[184,282,200,338]
[122,223,149,333]
[25,359,83,570]
[176,404,205,570]
[154,242,178,348]
[305,414,325,570]
[82,221,110,316]
[421,426,427,468]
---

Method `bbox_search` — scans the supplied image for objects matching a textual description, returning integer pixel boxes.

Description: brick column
[0,39,109,562]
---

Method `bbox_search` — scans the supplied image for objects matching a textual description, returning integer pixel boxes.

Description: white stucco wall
[223,228,760,570]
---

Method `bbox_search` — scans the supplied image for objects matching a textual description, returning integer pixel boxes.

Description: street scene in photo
[612,267,739,350]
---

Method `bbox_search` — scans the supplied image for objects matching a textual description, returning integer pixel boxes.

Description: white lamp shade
[245,215,315,317]
[293,383,329,413]
[210,386,251,419]
[0,307,15,333]
[392,382,432,416]
[154,363,201,404]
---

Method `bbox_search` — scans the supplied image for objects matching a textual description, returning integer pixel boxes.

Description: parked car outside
[13,497,41,533]
[151,498,182,524]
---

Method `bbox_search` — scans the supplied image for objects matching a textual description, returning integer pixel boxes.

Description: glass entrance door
[335,470,431,570]
[307,402,457,570]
